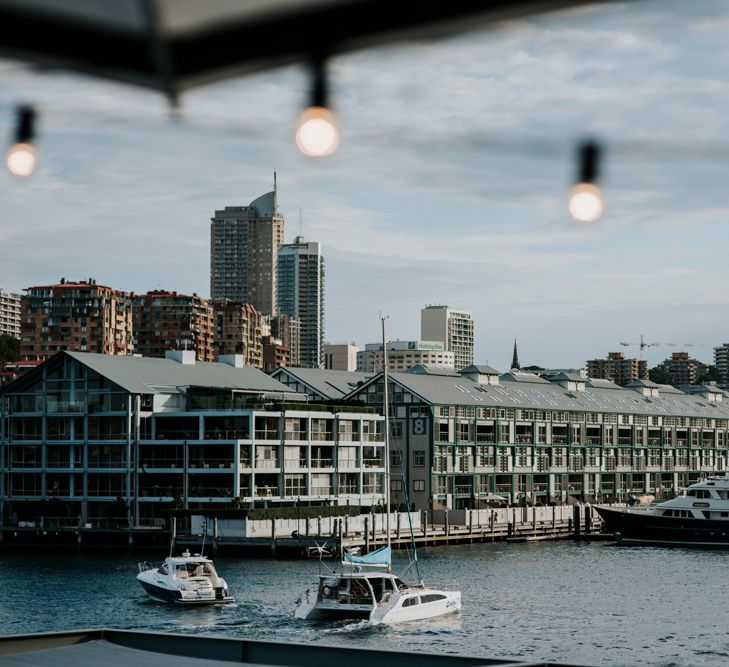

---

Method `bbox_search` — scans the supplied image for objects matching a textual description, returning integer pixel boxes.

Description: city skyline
[2,0,729,371]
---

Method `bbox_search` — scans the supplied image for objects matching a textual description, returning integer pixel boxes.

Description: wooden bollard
[364,516,370,553]
[573,504,581,539]
[585,504,592,534]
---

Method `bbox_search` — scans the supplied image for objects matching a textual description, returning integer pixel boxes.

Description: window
[413,450,426,467]
[413,480,425,492]
[391,479,403,491]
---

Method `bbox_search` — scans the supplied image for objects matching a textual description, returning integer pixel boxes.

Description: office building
[587,351,648,386]
[324,343,359,371]
[21,278,133,359]
[132,291,215,362]
[356,340,454,372]
[210,180,284,315]
[277,236,324,368]
[0,350,385,525]
[0,288,21,339]
[420,305,474,371]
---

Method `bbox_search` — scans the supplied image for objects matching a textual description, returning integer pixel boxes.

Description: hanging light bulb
[295,59,340,157]
[568,141,603,222]
[6,106,37,177]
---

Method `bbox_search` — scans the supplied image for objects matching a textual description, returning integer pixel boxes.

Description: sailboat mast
[381,317,391,563]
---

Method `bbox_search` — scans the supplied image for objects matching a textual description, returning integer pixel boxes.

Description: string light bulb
[568,141,603,222]
[6,106,37,177]
[295,59,340,157]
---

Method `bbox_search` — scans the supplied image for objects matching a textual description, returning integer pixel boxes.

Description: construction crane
[619,335,702,360]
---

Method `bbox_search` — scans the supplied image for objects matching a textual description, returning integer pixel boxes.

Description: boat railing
[137,561,155,573]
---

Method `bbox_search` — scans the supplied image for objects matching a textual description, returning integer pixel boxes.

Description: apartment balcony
[363,458,384,468]
[254,430,280,441]
[310,458,334,469]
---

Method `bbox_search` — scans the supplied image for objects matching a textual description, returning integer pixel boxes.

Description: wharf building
[132,290,215,363]
[210,187,284,316]
[0,287,21,338]
[276,364,729,511]
[324,343,359,371]
[586,351,648,386]
[277,236,325,368]
[356,340,454,373]
[420,305,474,371]
[0,351,385,526]
[21,279,133,359]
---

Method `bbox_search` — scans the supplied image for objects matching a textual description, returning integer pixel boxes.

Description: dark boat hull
[596,506,729,547]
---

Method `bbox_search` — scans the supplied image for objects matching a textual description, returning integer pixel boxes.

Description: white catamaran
[294,318,461,624]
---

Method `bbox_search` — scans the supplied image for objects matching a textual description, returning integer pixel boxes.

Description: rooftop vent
[165,349,196,365]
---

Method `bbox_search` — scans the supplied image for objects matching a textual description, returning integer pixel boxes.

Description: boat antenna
[381,315,391,572]
[200,528,206,557]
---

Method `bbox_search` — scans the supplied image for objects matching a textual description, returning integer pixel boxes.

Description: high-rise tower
[210,175,284,315]
[420,305,474,371]
[277,236,325,368]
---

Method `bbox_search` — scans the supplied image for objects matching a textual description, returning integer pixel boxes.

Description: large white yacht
[596,474,729,547]
[137,550,234,605]
[293,546,461,624]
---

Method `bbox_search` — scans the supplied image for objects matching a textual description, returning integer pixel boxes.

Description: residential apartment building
[210,183,285,315]
[270,314,301,368]
[0,351,385,525]
[715,344,729,384]
[132,291,215,363]
[277,236,324,368]
[0,288,21,338]
[262,335,291,372]
[356,340,454,372]
[276,364,729,512]
[21,279,133,359]
[420,305,474,371]
[586,351,648,386]
[213,300,265,369]
[651,352,710,387]
[324,343,359,371]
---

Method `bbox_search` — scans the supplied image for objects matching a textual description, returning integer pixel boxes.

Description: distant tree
[698,365,721,384]
[0,334,20,362]
[648,366,672,386]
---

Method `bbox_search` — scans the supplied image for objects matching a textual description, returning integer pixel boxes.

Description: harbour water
[1,541,726,667]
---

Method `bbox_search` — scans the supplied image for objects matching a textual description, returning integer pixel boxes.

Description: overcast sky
[2,0,729,371]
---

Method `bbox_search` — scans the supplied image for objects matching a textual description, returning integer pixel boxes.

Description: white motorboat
[294,317,461,624]
[137,550,234,605]
[294,545,461,623]
[596,474,729,547]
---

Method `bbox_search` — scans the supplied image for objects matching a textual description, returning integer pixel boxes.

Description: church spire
[511,339,521,370]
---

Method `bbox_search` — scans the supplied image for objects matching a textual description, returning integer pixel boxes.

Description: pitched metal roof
[352,370,729,419]
[60,352,297,396]
[272,367,373,401]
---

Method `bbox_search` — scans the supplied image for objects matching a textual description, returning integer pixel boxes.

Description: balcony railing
[284,430,307,441]
[311,432,334,441]
[254,459,279,469]
[311,458,334,468]
[338,484,359,494]
[255,430,279,440]
[363,458,384,468]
